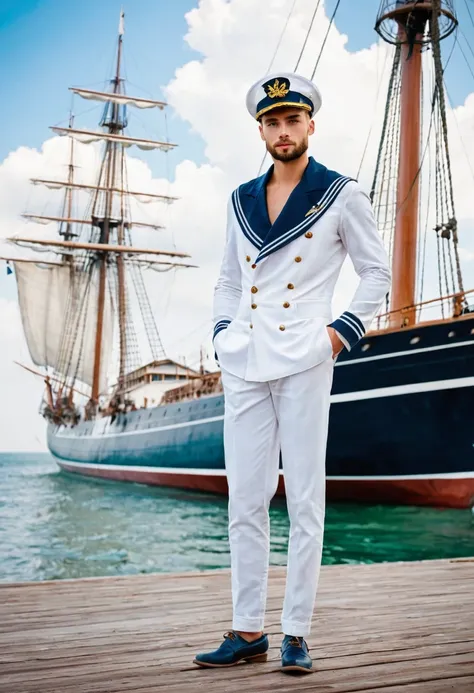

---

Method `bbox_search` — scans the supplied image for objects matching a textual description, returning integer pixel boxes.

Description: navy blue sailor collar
[231,156,353,263]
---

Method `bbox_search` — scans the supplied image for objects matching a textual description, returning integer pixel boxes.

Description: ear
[308,118,315,136]
[259,123,265,141]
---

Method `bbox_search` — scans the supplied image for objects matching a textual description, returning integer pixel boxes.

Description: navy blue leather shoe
[280,635,313,674]
[193,630,269,668]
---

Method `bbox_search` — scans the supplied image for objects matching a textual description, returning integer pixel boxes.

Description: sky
[1,0,474,450]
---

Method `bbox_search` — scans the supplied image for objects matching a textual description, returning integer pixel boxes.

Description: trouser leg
[221,367,280,632]
[270,359,334,637]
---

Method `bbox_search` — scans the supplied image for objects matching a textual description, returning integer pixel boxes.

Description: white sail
[14,262,113,393]
[51,127,176,152]
[70,88,166,110]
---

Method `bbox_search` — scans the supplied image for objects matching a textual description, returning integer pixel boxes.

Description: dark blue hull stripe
[48,315,474,481]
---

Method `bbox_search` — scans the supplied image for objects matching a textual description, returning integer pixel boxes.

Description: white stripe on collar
[256,176,352,261]
[232,189,263,248]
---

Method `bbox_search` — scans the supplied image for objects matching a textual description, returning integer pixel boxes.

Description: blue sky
[2,0,474,175]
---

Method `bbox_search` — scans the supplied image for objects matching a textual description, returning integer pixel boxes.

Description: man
[193,72,391,674]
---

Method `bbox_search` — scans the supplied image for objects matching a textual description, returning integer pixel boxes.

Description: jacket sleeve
[212,195,242,346]
[329,182,391,350]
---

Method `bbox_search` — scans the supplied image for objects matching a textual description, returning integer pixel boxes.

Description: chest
[266,183,298,225]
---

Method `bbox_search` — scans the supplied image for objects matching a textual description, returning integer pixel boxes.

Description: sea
[1,452,473,583]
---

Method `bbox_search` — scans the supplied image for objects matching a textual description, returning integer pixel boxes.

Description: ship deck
[1,558,473,692]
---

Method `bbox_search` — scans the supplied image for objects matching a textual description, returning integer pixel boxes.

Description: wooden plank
[0,559,473,692]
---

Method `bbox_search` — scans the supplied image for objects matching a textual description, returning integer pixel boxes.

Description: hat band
[255,91,313,120]
[256,101,312,120]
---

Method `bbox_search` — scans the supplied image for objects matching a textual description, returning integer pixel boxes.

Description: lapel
[231,166,272,250]
[232,157,353,262]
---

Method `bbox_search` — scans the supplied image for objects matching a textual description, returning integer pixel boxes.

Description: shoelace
[289,637,302,648]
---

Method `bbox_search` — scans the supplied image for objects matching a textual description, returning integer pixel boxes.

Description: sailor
[194,72,391,674]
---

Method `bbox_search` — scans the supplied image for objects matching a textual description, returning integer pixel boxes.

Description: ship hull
[48,316,474,508]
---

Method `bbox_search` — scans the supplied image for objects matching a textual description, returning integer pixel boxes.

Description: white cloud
[1,0,474,450]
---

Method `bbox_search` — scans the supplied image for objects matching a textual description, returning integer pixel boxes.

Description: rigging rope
[294,0,322,72]
[266,0,299,74]
[310,0,342,80]
[257,0,342,175]
[431,0,465,299]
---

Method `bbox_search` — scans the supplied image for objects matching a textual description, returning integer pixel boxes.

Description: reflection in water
[0,453,473,582]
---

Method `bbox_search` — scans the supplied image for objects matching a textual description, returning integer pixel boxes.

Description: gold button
[251,286,258,294]
[251,263,257,269]
[249,323,253,329]
[283,302,290,308]
[305,231,313,239]
[251,303,257,309]
[295,256,302,263]
[287,283,294,290]
[246,255,251,262]
[279,325,286,331]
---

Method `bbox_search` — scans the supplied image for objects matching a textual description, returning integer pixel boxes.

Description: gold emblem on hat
[267,79,289,99]
[305,204,321,217]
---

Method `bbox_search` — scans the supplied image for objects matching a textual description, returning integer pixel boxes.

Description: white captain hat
[246,71,322,121]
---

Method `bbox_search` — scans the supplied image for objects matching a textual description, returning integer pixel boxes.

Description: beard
[266,137,308,162]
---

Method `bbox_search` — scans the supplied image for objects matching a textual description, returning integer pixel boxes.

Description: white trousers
[221,357,334,638]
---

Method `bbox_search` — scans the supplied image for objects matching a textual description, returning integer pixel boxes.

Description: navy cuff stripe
[343,310,364,334]
[213,320,231,343]
[329,314,365,349]
[338,315,364,340]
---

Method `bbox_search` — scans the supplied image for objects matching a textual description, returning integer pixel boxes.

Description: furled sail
[14,262,113,393]
[30,179,178,204]
[70,88,167,110]
[51,127,177,152]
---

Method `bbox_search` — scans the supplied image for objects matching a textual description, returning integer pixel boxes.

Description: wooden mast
[64,114,75,242]
[389,11,424,328]
[115,14,127,397]
[91,12,124,403]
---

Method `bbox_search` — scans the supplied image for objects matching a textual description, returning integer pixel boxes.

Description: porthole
[410,336,420,345]
[361,343,370,352]
[448,331,455,338]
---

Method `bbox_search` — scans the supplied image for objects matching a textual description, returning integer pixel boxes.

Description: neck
[271,152,309,186]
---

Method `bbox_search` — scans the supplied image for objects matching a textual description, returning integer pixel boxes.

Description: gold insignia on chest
[266,79,289,99]
[305,204,321,217]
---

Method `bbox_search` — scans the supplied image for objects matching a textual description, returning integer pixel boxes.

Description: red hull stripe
[57,462,474,509]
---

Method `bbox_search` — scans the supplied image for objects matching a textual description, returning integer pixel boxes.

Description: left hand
[326,326,344,359]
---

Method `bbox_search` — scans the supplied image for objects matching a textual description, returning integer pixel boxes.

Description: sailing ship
[4,2,474,509]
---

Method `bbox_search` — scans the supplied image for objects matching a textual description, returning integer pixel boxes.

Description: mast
[91,10,125,403]
[9,8,193,425]
[390,22,421,327]
[64,114,75,242]
[375,1,458,328]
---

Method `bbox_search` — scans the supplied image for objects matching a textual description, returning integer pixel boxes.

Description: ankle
[235,630,264,642]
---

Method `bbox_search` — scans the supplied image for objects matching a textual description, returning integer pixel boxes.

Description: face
[259,107,314,162]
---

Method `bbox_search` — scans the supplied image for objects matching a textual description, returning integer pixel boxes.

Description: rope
[310,0,342,80]
[266,0,299,74]
[294,0,322,72]
[369,44,402,204]
[257,0,340,176]
[431,0,465,298]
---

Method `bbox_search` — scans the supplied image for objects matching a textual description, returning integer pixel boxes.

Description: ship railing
[374,287,474,331]
[160,372,223,404]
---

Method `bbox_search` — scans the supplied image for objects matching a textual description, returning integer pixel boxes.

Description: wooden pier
[1,558,473,692]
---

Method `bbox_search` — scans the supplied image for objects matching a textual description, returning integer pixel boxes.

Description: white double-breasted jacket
[213,156,391,382]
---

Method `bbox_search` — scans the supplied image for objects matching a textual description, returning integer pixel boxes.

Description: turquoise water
[0,452,473,582]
